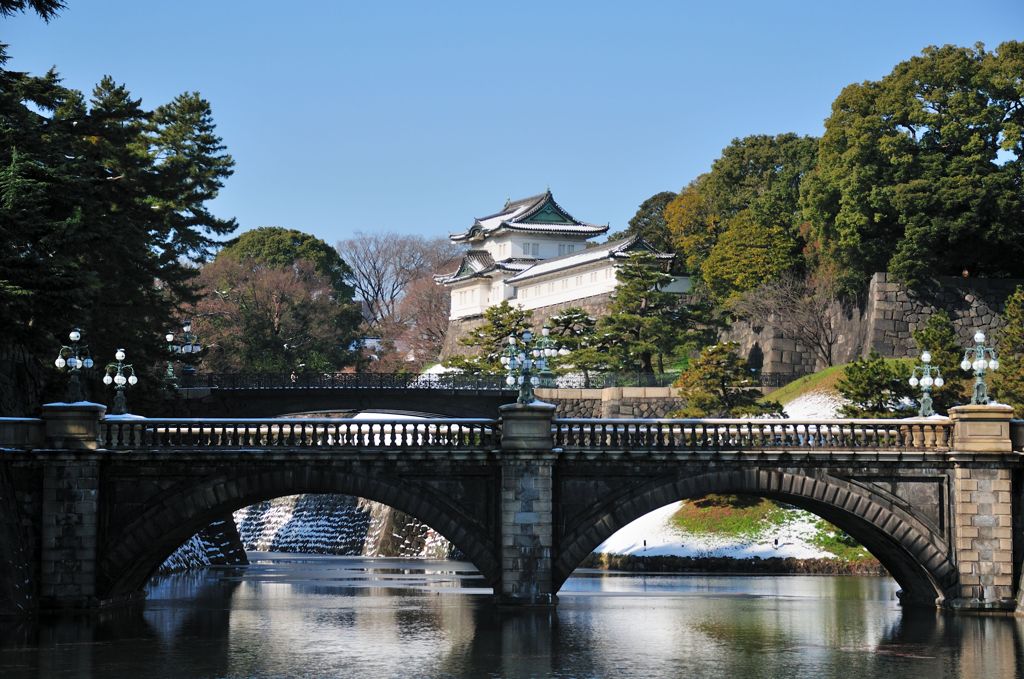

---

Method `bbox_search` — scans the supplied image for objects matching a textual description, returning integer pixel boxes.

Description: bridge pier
[496,403,557,607]
[948,404,1017,611]
[38,403,106,610]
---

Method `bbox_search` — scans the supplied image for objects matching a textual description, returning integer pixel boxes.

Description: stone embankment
[581,552,886,575]
[161,495,459,572]
[537,387,684,418]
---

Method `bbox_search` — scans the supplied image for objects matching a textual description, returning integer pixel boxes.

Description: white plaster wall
[482,233,587,261]
[515,264,618,310]
[449,281,492,319]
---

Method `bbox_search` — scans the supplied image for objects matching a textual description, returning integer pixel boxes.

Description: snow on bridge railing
[99,417,500,451]
[0,417,44,449]
[553,418,954,453]
[1012,420,1024,453]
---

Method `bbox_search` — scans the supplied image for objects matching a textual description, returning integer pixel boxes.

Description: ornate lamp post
[909,351,944,416]
[532,327,568,388]
[164,319,202,386]
[501,330,565,404]
[960,331,999,405]
[103,348,138,415]
[53,327,95,402]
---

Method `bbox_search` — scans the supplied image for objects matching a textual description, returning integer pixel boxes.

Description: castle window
[558,244,576,256]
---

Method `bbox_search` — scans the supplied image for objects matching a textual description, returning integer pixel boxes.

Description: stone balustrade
[100,417,499,451]
[554,417,953,454]
[0,417,44,449]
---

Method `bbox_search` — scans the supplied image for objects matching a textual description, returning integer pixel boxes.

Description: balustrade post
[497,402,557,607]
[40,401,106,451]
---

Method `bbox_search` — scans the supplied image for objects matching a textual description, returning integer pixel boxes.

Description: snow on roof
[450,190,608,242]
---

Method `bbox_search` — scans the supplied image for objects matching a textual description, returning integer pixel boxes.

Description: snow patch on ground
[595,501,834,560]
[782,390,846,419]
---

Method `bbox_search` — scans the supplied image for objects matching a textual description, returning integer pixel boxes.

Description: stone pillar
[497,402,556,606]
[38,403,106,609]
[41,402,106,450]
[948,404,1015,609]
[40,456,101,609]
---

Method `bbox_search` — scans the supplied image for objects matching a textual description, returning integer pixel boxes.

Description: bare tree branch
[733,273,841,368]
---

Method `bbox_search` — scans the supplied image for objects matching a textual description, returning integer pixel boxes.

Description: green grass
[761,357,920,407]
[762,364,846,406]
[672,494,791,538]
[809,519,875,563]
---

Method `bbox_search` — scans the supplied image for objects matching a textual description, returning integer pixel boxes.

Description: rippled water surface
[2,553,1022,678]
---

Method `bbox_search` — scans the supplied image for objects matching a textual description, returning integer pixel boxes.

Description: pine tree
[546,307,612,387]
[911,310,967,412]
[445,301,533,374]
[993,286,1024,412]
[837,353,915,418]
[0,48,238,411]
[598,252,682,375]
[671,342,782,417]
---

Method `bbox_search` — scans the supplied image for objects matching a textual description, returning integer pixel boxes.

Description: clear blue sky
[6,1,1023,246]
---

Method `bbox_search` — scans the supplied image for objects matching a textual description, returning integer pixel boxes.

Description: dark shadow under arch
[99,468,500,600]
[555,469,957,607]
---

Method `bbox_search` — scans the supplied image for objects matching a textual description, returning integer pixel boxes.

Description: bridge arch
[98,467,500,600]
[555,469,958,607]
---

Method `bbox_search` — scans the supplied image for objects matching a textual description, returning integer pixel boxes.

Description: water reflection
[1,554,1022,678]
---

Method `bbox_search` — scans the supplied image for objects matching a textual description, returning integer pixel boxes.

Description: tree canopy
[837,353,916,418]
[993,286,1024,412]
[672,342,782,417]
[598,252,684,374]
[665,133,817,303]
[0,47,236,409]
[221,227,355,299]
[444,301,533,374]
[0,0,63,20]
[801,42,1024,293]
[608,191,678,255]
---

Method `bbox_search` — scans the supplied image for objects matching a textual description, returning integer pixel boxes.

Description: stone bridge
[1,402,1022,616]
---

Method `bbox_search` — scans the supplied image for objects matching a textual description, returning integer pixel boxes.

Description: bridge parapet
[553,417,953,455]
[99,417,499,452]
[0,417,44,449]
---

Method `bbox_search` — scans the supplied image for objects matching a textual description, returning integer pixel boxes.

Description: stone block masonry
[725,272,1023,378]
[953,466,1014,604]
[40,458,100,607]
[536,387,685,419]
[499,457,555,605]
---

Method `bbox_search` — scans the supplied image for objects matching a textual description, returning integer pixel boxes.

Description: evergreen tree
[546,307,612,386]
[672,342,782,417]
[911,310,968,412]
[0,47,237,411]
[0,0,64,20]
[445,301,533,374]
[802,42,1024,294]
[598,252,682,375]
[221,226,354,299]
[665,133,817,293]
[837,353,916,418]
[607,191,678,257]
[993,286,1024,413]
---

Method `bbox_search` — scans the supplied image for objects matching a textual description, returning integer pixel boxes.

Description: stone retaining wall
[537,387,684,419]
[725,273,1023,378]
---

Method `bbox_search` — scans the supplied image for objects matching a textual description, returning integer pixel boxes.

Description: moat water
[2,553,1022,678]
